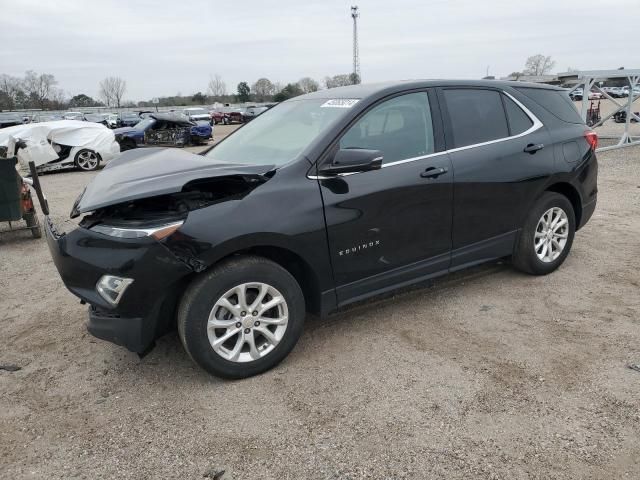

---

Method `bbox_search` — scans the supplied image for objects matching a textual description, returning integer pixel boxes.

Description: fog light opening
[96,275,134,306]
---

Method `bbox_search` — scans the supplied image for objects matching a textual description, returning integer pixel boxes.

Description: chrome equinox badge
[338,240,380,256]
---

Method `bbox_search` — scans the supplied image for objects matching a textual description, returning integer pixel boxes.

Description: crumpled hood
[71,147,274,216]
[113,126,138,136]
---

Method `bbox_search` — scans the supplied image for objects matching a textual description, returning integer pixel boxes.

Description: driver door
[317,91,453,306]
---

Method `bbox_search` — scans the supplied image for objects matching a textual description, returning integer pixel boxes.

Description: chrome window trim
[308,89,543,180]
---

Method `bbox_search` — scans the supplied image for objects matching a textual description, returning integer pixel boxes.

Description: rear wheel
[75,149,100,171]
[178,256,305,379]
[513,192,575,275]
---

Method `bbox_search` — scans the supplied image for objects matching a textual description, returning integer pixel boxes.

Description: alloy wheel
[207,282,289,363]
[534,207,569,263]
[76,150,99,170]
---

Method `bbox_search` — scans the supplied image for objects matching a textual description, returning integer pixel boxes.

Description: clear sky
[1,0,637,101]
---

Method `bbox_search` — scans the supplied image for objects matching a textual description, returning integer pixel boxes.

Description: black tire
[513,192,575,275]
[178,256,305,379]
[24,211,42,239]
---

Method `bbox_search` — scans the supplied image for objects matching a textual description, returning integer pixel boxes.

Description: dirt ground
[1,124,639,479]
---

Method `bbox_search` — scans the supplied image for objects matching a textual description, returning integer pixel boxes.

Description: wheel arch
[239,246,322,315]
[544,182,582,228]
[193,244,323,316]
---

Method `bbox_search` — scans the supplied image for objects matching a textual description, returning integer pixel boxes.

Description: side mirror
[319,148,383,175]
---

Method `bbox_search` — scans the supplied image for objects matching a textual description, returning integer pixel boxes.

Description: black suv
[46,80,598,379]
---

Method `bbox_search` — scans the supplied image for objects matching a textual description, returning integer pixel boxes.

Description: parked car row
[1,104,275,130]
[569,86,640,101]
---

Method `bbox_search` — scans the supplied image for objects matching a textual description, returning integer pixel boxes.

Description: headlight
[90,220,184,240]
[96,275,134,306]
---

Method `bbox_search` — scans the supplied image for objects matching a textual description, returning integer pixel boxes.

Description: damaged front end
[78,174,267,271]
[45,147,274,353]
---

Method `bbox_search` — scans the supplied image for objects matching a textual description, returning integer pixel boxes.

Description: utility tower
[351,5,360,83]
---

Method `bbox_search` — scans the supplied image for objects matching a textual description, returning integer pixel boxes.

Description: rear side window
[443,89,509,148]
[515,87,583,124]
[502,95,533,135]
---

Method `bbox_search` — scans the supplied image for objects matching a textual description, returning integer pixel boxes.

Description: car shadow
[128,259,514,384]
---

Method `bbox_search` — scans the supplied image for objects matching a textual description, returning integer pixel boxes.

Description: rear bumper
[44,216,192,353]
[579,195,597,230]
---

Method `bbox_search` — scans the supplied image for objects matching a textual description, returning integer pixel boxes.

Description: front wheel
[512,192,575,275]
[75,149,100,171]
[178,256,305,379]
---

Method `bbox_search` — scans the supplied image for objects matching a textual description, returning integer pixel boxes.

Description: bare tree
[324,74,355,89]
[0,74,22,109]
[208,74,226,98]
[524,55,556,76]
[23,70,58,108]
[298,77,319,94]
[252,78,275,102]
[99,76,127,108]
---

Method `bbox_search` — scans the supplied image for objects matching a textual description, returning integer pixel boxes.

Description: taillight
[584,130,598,151]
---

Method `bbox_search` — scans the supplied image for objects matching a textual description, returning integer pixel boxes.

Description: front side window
[443,89,509,148]
[339,92,434,164]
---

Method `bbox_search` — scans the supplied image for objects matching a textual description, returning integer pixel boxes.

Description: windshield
[133,118,154,130]
[205,99,352,166]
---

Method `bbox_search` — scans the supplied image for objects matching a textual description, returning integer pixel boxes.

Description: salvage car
[210,107,244,124]
[119,112,141,127]
[242,105,269,122]
[85,113,111,128]
[113,113,212,151]
[182,107,212,125]
[613,110,640,123]
[45,80,598,379]
[63,111,86,121]
[0,120,120,172]
[0,113,25,129]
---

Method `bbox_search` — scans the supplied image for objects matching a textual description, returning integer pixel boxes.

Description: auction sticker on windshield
[321,99,359,108]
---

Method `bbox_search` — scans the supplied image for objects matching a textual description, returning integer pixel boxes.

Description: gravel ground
[1,129,639,479]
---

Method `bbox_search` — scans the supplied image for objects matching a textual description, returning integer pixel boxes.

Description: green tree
[69,93,99,107]
[236,82,251,102]
[273,83,304,102]
[192,91,207,104]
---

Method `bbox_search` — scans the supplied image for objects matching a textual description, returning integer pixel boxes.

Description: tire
[178,256,305,379]
[74,149,100,171]
[512,192,575,275]
[24,211,42,239]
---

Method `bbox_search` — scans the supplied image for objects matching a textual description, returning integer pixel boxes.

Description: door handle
[524,143,544,154]
[420,166,448,179]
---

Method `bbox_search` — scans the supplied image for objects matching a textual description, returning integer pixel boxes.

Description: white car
[63,111,85,120]
[0,120,120,172]
[608,87,628,98]
[182,107,212,124]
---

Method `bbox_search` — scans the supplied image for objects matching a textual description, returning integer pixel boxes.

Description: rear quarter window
[442,89,509,148]
[515,87,583,124]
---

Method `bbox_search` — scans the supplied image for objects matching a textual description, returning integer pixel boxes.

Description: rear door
[317,90,453,305]
[438,87,555,269]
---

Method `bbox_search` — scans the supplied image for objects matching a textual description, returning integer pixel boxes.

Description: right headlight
[90,220,184,240]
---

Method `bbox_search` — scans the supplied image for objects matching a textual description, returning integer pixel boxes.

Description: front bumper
[45,216,193,353]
